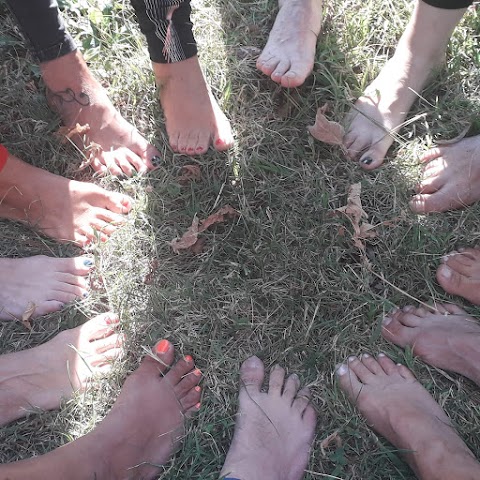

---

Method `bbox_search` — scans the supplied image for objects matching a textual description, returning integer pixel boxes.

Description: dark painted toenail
[151,155,163,167]
[82,292,89,298]
[83,258,94,267]
[361,156,373,165]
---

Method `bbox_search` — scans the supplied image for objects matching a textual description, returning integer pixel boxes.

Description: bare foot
[41,51,161,176]
[382,303,480,386]
[343,2,464,170]
[0,340,202,478]
[153,56,234,155]
[0,312,123,426]
[336,353,480,479]
[0,152,132,246]
[410,136,480,213]
[0,255,93,321]
[436,248,480,304]
[256,0,322,88]
[220,357,317,480]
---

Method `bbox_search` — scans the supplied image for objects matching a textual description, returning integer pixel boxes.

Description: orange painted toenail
[184,355,193,363]
[195,402,201,409]
[194,368,202,376]
[195,386,201,392]
[156,339,169,354]
[215,139,223,146]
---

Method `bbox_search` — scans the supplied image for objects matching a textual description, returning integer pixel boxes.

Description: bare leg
[410,135,480,213]
[0,312,123,426]
[0,339,201,479]
[0,152,132,246]
[220,357,317,480]
[337,353,480,480]
[343,1,466,169]
[153,56,234,156]
[0,256,92,320]
[436,248,480,304]
[42,51,161,177]
[256,0,322,88]
[382,303,480,385]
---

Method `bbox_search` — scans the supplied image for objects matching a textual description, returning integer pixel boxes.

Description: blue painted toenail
[83,259,93,267]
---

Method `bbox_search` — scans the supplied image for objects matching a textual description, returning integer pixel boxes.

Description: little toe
[180,385,202,411]
[174,368,202,398]
[282,373,301,402]
[268,364,286,395]
[360,353,384,375]
[302,404,317,426]
[376,353,399,375]
[293,387,311,415]
[240,356,265,394]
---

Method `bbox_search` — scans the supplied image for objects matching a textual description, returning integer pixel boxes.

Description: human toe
[257,55,281,76]
[335,362,362,401]
[360,353,385,375]
[164,354,196,386]
[376,353,399,375]
[240,356,265,393]
[282,373,301,402]
[280,70,306,88]
[271,60,291,83]
[382,315,416,347]
[180,385,202,411]
[292,387,311,415]
[268,364,286,394]
[345,356,375,383]
[358,142,390,170]
[174,367,202,398]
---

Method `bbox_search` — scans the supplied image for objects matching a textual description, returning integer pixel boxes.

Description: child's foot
[337,353,480,479]
[382,303,480,386]
[410,136,480,213]
[41,51,160,176]
[256,0,322,88]
[0,312,123,425]
[153,56,234,155]
[0,153,132,246]
[220,357,317,480]
[436,248,480,304]
[0,255,92,321]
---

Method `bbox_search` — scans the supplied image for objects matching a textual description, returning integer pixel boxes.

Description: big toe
[139,339,175,376]
[437,263,476,300]
[240,356,265,394]
[358,139,391,170]
[381,315,416,348]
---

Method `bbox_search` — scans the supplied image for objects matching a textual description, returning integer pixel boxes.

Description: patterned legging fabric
[5,0,197,64]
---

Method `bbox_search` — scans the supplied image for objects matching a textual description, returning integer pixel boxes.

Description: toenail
[155,339,170,354]
[151,155,163,167]
[82,292,89,298]
[389,306,399,314]
[184,355,193,363]
[361,353,370,359]
[361,156,373,165]
[348,356,356,363]
[396,363,402,366]
[382,316,392,326]
[196,147,203,152]
[83,258,94,267]
[378,353,386,358]
[195,402,201,409]
[336,364,348,376]
[215,139,223,146]
[187,148,194,152]
[194,386,201,392]
[403,306,413,312]
[106,316,119,325]
[440,265,452,278]
[193,368,202,376]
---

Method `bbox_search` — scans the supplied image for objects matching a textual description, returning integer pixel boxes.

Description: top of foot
[256,0,322,88]
[220,357,317,480]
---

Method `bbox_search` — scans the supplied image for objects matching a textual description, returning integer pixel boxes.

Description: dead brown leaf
[320,430,342,456]
[21,301,35,330]
[143,259,160,285]
[335,183,376,250]
[56,123,90,144]
[170,206,239,254]
[178,164,202,185]
[308,104,345,146]
[190,237,207,254]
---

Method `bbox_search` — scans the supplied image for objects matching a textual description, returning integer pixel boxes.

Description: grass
[2,0,480,478]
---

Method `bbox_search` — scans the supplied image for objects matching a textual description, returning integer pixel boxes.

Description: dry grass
[2,0,480,478]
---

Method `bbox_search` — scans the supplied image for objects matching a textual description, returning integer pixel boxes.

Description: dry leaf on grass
[320,430,342,456]
[55,123,90,144]
[143,259,160,285]
[21,301,35,330]
[308,104,345,146]
[78,142,103,171]
[178,164,202,185]
[170,205,239,254]
[335,182,377,250]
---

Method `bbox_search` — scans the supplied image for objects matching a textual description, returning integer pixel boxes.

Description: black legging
[422,0,472,8]
[5,0,197,64]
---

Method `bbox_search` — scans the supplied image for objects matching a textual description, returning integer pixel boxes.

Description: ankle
[40,51,92,91]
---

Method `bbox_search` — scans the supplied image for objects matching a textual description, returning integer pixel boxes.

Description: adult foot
[382,303,480,386]
[436,248,480,303]
[256,0,322,88]
[0,152,132,246]
[0,255,93,321]
[153,56,234,155]
[0,312,123,426]
[410,136,480,213]
[343,2,464,170]
[41,51,160,176]
[0,340,202,478]
[336,353,480,479]
[220,357,317,480]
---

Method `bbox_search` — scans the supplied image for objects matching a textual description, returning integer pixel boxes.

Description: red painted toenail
[193,368,202,376]
[187,147,194,152]
[195,386,201,392]
[196,147,203,152]
[215,139,223,146]
[195,402,201,409]
[184,355,193,363]
[156,339,170,354]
